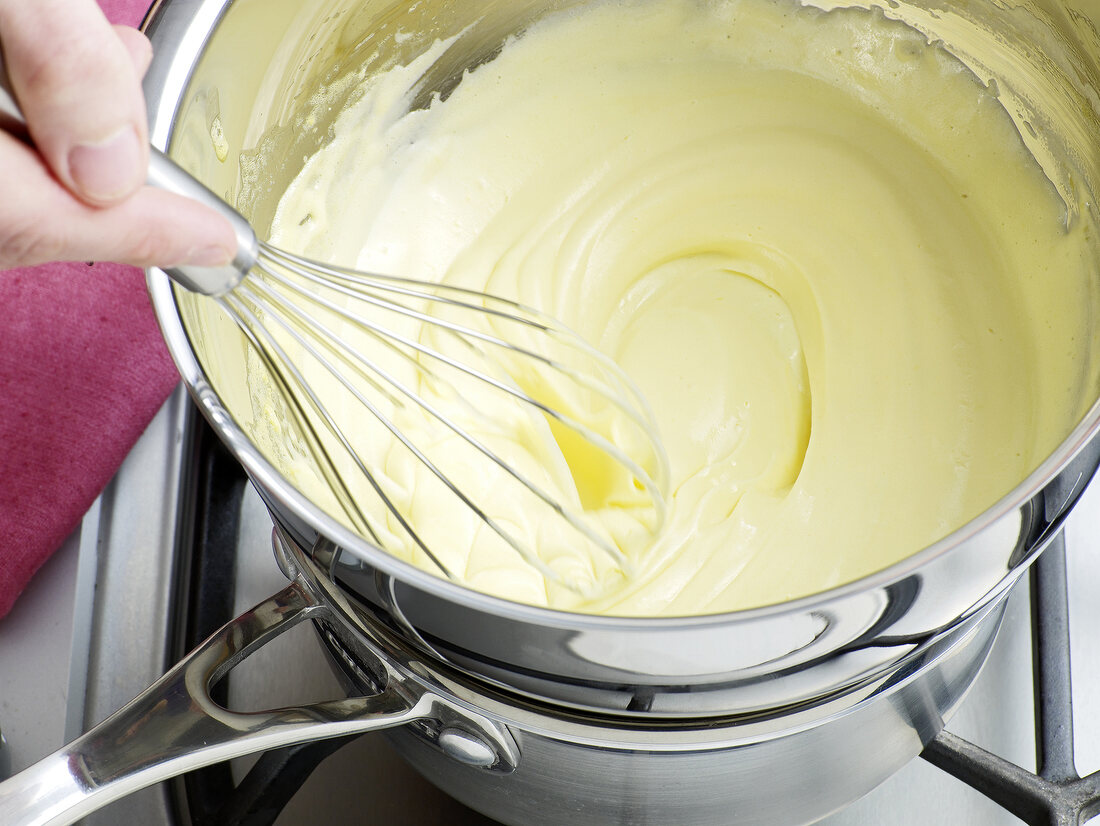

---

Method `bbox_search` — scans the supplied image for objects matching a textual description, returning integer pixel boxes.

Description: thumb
[0,0,149,207]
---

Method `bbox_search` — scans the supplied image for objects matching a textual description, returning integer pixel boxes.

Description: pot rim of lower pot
[296,522,1008,737]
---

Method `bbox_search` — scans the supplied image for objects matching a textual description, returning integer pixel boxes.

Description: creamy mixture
[232,0,1097,615]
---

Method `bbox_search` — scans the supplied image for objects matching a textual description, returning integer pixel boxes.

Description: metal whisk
[0,61,667,596]
[155,151,668,597]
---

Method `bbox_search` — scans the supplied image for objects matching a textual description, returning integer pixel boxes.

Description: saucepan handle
[0,582,436,826]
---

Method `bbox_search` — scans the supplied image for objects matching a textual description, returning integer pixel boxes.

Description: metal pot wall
[1,0,1099,823]
[0,526,1005,826]
[295,533,1010,825]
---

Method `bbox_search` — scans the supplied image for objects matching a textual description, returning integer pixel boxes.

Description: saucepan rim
[143,0,1100,634]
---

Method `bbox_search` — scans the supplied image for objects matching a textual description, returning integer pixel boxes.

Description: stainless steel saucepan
[1,0,1099,823]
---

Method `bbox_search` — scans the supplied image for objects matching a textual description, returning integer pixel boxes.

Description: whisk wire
[235,276,623,587]
[257,250,668,519]
[223,287,460,582]
[213,293,383,545]
[243,272,634,571]
[263,245,553,334]
[265,248,660,437]
[202,241,669,598]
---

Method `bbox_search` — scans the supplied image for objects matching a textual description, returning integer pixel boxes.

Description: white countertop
[0,528,81,775]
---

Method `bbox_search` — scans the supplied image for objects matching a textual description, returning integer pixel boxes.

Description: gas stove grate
[922,532,1100,826]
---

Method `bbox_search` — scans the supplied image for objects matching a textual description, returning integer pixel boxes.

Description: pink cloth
[0,0,174,618]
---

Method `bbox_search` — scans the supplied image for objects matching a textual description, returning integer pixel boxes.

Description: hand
[0,0,238,270]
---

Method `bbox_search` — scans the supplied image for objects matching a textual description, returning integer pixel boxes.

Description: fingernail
[184,244,235,267]
[68,127,143,202]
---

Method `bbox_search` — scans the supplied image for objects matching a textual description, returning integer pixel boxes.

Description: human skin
[0,0,236,270]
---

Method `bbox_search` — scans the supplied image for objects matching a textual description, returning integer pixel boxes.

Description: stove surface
[4,387,1099,825]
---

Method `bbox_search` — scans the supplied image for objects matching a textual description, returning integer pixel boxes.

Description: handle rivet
[437,727,498,767]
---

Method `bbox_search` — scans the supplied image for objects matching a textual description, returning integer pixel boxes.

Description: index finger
[0,0,149,206]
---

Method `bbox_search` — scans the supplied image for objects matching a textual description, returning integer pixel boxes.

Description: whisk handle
[0,45,256,296]
[146,147,258,295]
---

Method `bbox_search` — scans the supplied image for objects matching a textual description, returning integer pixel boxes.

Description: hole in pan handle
[0,582,436,826]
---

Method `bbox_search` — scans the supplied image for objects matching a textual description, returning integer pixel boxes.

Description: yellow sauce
[237,0,1096,615]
